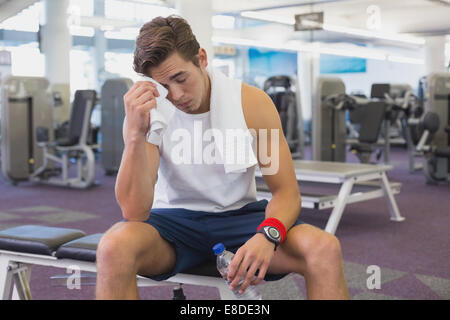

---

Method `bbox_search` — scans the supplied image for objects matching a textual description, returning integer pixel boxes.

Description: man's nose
[169,85,184,102]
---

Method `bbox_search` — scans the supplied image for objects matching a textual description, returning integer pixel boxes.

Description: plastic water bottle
[213,243,262,300]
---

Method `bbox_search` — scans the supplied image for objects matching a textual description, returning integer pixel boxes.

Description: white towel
[139,67,257,173]
[137,76,175,147]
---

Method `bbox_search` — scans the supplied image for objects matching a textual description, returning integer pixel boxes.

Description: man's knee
[97,223,137,273]
[305,230,343,272]
[288,225,342,271]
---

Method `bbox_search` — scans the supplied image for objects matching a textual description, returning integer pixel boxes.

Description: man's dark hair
[133,15,200,76]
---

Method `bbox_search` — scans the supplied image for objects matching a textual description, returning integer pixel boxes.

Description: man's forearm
[265,189,302,231]
[115,137,158,221]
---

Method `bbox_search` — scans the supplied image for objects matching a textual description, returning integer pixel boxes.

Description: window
[105,0,176,22]
[70,49,96,96]
[6,45,45,77]
[105,51,136,80]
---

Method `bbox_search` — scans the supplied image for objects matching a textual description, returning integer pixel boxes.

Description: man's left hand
[227,233,275,294]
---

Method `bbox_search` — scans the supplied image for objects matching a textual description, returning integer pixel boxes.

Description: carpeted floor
[0,147,449,300]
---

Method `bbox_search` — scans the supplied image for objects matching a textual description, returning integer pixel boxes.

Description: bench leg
[380,172,405,222]
[325,178,355,235]
[11,263,32,300]
[0,255,14,300]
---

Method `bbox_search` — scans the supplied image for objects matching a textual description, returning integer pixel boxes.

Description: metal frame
[256,160,404,235]
[0,250,236,300]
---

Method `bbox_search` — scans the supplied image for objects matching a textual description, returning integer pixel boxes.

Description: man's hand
[227,233,275,294]
[123,81,160,144]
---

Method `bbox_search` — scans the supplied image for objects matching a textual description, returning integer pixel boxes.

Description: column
[93,0,106,93]
[41,0,71,124]
[298,51,320,159]
[175,0,214,63]
[425,35,446,75]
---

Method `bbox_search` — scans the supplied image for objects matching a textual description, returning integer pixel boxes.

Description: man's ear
[197,48,208,68]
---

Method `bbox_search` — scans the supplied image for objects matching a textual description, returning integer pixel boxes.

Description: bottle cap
[212,243,225,255]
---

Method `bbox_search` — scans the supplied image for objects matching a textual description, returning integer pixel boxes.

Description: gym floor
[1,147,449,300]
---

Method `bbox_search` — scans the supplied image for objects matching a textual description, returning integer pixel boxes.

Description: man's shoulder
[241,82,269,104]
[241,82,278,131]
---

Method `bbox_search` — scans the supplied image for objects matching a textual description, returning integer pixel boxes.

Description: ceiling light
[240,11,425,46]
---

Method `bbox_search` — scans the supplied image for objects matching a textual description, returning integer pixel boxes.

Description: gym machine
[100,78,132,175]
[415,72,450,184]
[0,76,98,189]
[264,75,304,159]
[313,78,387,164]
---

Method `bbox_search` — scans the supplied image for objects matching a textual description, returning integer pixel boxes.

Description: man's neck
[197,71,211,114]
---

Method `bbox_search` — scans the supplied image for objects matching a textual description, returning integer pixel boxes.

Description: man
[96,15,349,300]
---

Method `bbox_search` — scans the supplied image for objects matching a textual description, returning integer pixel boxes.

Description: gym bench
[0,225,237,300]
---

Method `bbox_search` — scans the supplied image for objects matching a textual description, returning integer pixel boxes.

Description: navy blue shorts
[140,199,305,282]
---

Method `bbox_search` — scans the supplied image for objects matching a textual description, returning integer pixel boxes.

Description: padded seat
[350,143,373,153]
[0,225,222,279]
[55,233,103,262]
[435,147,450,158]
[56,136,79,147]
[0,225,85,256]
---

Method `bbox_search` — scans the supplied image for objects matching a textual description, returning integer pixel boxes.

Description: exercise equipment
[256,160,404,235]
[371,83,425,171]
[100,78,132,175]
[313,78,387,164]
[0,75,98,189]
[264,75,304,159]
[1,76,54,184]
[31,90,98,188]
[415,72,450,184]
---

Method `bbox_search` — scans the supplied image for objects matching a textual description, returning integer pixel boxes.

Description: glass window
[104,28,139,40]
[69,0,94,17]
[70,49,96,96]
[105,0,135,20]
[104,51,137,81]
[5,45,45,77]
[105,0,177,22]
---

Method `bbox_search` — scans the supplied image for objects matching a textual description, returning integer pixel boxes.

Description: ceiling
[0,0,39,24]
[213,0,450,36]
[1,0,449,51]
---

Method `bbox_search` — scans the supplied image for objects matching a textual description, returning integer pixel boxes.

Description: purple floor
[1,147,449,300]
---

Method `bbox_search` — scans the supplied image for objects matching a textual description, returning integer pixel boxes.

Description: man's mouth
[178,100,191,108]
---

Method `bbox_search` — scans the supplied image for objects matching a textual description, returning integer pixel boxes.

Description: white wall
[321,58,426,96]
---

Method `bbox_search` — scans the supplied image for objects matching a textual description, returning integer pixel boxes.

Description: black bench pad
[55,234,103,262]
[435,147,450,158]
[0,225,85,256]
[0,225,221,278]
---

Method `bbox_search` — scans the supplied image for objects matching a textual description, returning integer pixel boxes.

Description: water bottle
[213,243,262,300]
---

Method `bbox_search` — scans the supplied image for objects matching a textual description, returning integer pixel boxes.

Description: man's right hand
[123,81,160,144]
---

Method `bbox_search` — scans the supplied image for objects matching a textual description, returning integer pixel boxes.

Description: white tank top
[152,108,258,212]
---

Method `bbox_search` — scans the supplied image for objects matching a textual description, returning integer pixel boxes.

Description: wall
[321,57,426,96]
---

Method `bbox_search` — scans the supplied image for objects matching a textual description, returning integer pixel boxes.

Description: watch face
[267,227,280,239]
